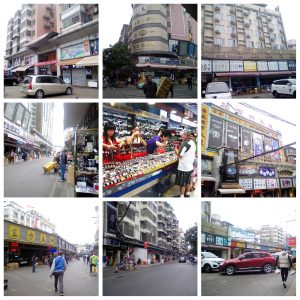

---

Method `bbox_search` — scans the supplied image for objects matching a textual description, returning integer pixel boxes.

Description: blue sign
[50,249,57,253]
[259,167,275,177]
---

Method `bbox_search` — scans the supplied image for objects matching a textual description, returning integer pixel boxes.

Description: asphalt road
[4,85,98,99]
[4,259,98,296]
[103,261,197,296]
[103,84,197,99]
[232,92,274,98]
[4,157,68,197]
[202,271,296,296]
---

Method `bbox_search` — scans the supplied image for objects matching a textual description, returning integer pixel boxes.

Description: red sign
[10,248,17,252]
[10,242,19,247]
[288,237,296,247]
[144,242,149,249]
[34,60,57,67]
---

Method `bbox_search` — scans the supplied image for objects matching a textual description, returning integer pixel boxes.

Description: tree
[103,42,135,81]
[185,224,197,255]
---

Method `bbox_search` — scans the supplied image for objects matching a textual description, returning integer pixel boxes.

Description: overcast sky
[209,199,297,236]
[12,199,99,245]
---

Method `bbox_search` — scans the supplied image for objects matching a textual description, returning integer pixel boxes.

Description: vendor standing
[146,130,172,154]
[126,124,147,159]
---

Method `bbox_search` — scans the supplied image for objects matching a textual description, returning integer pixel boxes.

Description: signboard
[259,167,275,177]
[239,165,257,176]
[201,159,212,176]
[278,61,288,71]
[201,233,205,243]
[253,132,263,156]
[288,237,296,247]
[280,178,293,188]
[266,178,278,189]
[40,233,47,244]
[9,224,20,239]
[50,236,56,245]
[201,105,209,152]
[244,61,257,71]
[213,60,230,72]
[253,178,267,189]
[61,40,90,60]
[205,234,216,244]
[239,178,253,190]
[201,60,212,73]
[216,236,224,246]
[257,61,268,71]
[268,61,279,71]
[26,230,35,242]
[288,60,296,71]
[208,116,224,148]
[222,149,238,183]
[230,60,244,72]
[179,41,189,56]
[241,127,252,152]
[264,136,273,160]
[107,204,117,234]
[272,139,281,161]
[203,233,229,247]
[169,39,179,54]
[226,122,239,149]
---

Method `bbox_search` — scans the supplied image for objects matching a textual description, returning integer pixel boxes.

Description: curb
[285,276,296,296]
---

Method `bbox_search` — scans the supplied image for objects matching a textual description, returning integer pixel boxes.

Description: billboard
[241,127,252,152]
[222,149,238,183]
[208,116,224,148]
[253,132,263,156]
[213,60,230,72]
[226,122,239,149]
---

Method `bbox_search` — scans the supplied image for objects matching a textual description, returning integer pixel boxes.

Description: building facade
[201,103,296,197]
[201,4,296,93]
[260,225,284,245]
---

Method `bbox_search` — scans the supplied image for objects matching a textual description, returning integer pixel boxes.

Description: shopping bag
[275,268,280,274]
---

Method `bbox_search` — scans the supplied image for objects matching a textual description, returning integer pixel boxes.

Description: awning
[12,65,33,72]
[218,188,246,194]
[202,244,230,250]
[76,55,98,66]
[259,71,293,76]
[201,176,216,182]
[136,63,178,69]
[58,58,83,66]
[216,72,260,77]
[6,133,26,144]
[35,60,57,67]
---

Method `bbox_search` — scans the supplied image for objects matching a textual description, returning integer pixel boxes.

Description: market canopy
[76,55,99,66]
[12,65,33,72]
[57,58,83,66]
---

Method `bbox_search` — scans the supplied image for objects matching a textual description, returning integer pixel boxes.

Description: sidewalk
[285,275,296,296]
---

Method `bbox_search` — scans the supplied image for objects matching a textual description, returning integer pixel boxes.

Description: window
[244,253,253,259]
[22,111,30,129]
[63,13,81,29]
[214,13,222,20]
[246,41,254,48]
[160,109,167,118]
[50,77,61,84]
[214,24,224,32]
[227,26,236,33]
[228,39,236,47]
[15,104,25,126]
[214,37,224,46]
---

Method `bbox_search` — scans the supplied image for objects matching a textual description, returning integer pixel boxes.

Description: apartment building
[260,225,284,245]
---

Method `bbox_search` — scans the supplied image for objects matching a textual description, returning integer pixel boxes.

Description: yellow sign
[26,230,35,242]
[9,224,20,239]
[244,61,257,72]
[50,236,56,245]
[40,233,47,244]
[201,104,209,153]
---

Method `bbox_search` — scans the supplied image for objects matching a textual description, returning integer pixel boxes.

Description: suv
[201,252,225,273]
[220,252,276,275]
[21,75,72,99]
[203,82,232,99]
[271,79,296,98]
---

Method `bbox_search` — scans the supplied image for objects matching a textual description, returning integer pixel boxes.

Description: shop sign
[61,41,90,60]
[272,139,281,161]
[201,105,209,152]
[253,132,263,156]
[261,246,269,250]
[246,243,255,249]
[40,233,47,244]
[280,178,293,188]
[10,242,19,247]
[230,60,244,72]
[226,122,239,149]
[268,61,279,71]
[201,159,212,176]
[107,204,117,234]
[241,127,252,152]
[4,119,28,139]
[237,242,245,248]
[208,116,224,149]
[259,167,275,177]
[239,165,257,176]
[266,178,278,189]
[34,60,57,67]
[9,224,20,239]
[288,237,296,247]
[216,236,223,246]
[201,59,212,73]
[257,61,268,71]
[239,178,253,190]
[278,61,288,71]
[288,60,296,71]
[213,60,229,72]
[26,230,35,242]
[120,244,128,250]
[104,238,120,247]
[222,149,238,183]
[203,233,229,247]
[205,234,216,244]
[201,233,205,243]
[144,242,149,249]
[253,178,266,189]
[244,61,257,71]
[50,236,56,245]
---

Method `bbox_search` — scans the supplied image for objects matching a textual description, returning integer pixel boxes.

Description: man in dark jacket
[143,76,157,98]
[50,252,67,296]
[60,150,67,182]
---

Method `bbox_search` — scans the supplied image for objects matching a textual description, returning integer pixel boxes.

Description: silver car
[21,75,72,99]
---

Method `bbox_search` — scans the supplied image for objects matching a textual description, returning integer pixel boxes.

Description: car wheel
[203,264,212,273]
[35,89,44,99]
[263,263,273,274]
[66,87,72,95]
[272,90,279,98]
[226,265,236,276]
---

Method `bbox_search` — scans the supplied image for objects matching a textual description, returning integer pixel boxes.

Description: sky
[208,199,297,236]
[52,102,64,147]
[12,199,99,245]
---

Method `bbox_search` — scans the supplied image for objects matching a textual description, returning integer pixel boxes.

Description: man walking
[50,252,67,296]
[187,76,193,90]
[60,150,68,182]
[89,253,98,273]
[143,76,157,98]
[32,255,37,273]
[276,249,293,288]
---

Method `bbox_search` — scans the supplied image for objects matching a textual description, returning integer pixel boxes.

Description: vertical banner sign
[272,139,281,161]
[9,224,20,239]
[253,132,263,156]
[26,230,35,242]
[264,136,273,160]
[208,116,224,148]
[241,127,252,152]
[222,149,238,183]
[226,122,239,149]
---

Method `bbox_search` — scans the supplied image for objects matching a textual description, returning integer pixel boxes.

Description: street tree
[185,224,197,255]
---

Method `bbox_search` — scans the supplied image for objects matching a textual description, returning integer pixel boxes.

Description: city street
[4,86,98,99]
[4,259,98,296]
[232,93,274,99]
[103,261,197,296]
[4,157,69,197]
[103,85,197,99]
[202,271,296,296]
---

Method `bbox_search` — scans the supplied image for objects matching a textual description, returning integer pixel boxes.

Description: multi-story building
[4,201,56,233]
[201,4,296,93]
[103,201,182,265]
[119,4,197,81]
[5,4,98,88]
[201,103,296,197]
[260,225,284,245]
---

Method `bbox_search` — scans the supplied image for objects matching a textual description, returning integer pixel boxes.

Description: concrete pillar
[56,47,61,77]
[34,54,39,75]
[228,77,232,89]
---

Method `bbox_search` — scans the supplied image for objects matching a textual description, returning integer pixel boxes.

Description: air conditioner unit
[215,30,220,34]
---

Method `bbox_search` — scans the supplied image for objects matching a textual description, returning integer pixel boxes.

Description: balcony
[231,32,237,38]
[257,15,261,19]
[270,37,275,42]
[46,5,54,11]
[43,14,51,20]
[246,34,251,39]
[230,9,235,14]
[267,16,272,21]
[215,17,220,23]
[244,11,249,17]
[269,27,274,32]
[44,23,52,29]
[215,5,221,11]
[259,36,264,41]
[257,25,262,30]
[244,22,250,28]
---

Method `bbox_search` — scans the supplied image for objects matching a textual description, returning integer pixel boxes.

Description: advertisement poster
[201,60,212,73]
[253,178,267,189]
[226,122,239,149]
[239,178,253,190]
[259,167,275,177]
[272,139,281,161]
[222,149,238,183]
[244,61,257,71]
[239,165,257,176]
[213,60,230,72]
[288,60,296,71]
[241,127,252,152]
[266,178,278,188]
[264,136,273,160]
[208,116,224,148]
[230,60,244,72]
[257,61,268,71]
[253,132,263,156]
[268,61,279,71]
[278,61,288,71]
[280,178,293,188]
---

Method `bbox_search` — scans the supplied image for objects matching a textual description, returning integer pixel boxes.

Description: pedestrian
[89,252,98,273]
[103,255,107,268]
[187,76,193,90]
[166,80,174,98]
[83,255,86,264]
[174,129,196,198]
[60,150,67,182]
[87,255,90,265]
[143,76,157,98]
[50,251,67,296]
[146,130,172,155]
[48,255,53,268]
[276,249,293,288]
[32,255,37,273]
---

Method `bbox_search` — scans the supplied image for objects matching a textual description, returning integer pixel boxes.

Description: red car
[219,252,276,275]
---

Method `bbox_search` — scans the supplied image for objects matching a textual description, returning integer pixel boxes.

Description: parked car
[202,82,232,99]
[271,78,296,98]
[219,252,276,275]
[20,75,72,99]
[201,251,225,273]
[9,256,29,266]
[179,256,186,263]
[4,76,19,86]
